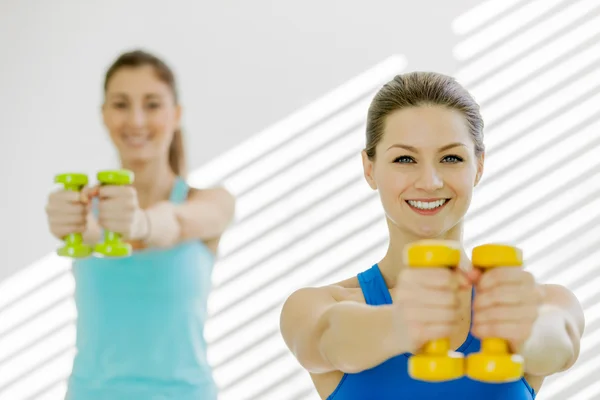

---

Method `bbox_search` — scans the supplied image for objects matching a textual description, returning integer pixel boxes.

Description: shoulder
[186,186,236,224]
[282,277,364,313]
[187,185,235,204]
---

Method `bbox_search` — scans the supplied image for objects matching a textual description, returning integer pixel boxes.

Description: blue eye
[394,156,415,164]
[442,155,463,163]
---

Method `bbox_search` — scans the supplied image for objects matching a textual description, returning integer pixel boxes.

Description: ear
[361,150,377,190]
[474,152,485,187]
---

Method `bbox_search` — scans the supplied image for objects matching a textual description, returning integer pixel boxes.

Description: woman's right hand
[392,267,469,354]
[45,187,95,240]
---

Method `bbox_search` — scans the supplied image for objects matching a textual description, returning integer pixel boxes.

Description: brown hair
[103,50,186,176]
[365,71,485,160]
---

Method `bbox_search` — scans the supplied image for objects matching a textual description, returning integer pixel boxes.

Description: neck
[377,219,469,288]
[120,157,177,208]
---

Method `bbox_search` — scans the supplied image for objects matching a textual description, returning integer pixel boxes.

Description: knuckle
[436,268,452,283]
[126,186,136,197]
[503,326,519,343]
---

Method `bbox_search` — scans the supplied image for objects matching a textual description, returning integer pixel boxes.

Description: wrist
[133,208,151,241]
[384,305,412,356]
[140,202,181,248]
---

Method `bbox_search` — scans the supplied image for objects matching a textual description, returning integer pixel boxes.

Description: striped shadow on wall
[454,0,600,399]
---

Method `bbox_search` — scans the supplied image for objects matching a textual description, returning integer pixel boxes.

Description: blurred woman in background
[45,50,235,399]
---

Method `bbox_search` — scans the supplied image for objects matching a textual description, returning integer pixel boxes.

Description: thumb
[80,185,100,204]
[456,266,481,289]
[465,268,482,285]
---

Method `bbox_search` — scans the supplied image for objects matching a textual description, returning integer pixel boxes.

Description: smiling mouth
[405,198,450,214]
[122,135,150,147]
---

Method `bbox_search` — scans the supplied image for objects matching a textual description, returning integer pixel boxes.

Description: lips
[405,198,451,215]
[122,134,150,148]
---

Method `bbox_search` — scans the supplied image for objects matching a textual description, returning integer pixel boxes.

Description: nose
[127,106,146,128]
[414,165,444,192]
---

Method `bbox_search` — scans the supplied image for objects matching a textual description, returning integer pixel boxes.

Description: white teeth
[407,199,447,210]
[124,136,149,146]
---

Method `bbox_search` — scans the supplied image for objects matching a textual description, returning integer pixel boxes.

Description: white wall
[0,0,471,279]
[1,0,600,399]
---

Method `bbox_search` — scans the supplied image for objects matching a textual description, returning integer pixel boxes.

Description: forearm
[135,193,233,248]
[174,194,234,240]
[138,202,181,248]
[318,301,408,374]
[522,304,581,376]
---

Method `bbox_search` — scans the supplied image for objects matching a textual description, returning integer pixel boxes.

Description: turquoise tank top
[327,264,536,400]
[67,177,217,400]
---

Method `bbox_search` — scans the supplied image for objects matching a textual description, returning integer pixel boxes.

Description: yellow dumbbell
[406,240,464,382]
[466,243,525,383]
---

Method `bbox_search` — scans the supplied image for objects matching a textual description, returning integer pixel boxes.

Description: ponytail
[169,128,186,177]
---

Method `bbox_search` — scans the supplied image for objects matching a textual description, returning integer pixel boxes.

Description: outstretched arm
[141,186,236,248]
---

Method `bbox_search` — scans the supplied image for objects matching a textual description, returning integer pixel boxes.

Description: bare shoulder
[328,276,365,303]
[188,185,235,205]
[280,276,365,337]
[283,276,364,310]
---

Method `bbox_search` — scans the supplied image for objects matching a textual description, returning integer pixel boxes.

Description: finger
[46,203,87,216]
[49,190,82,204]
[465,268,483,284]
[48,214,87,225]
[406,306,460,323]
[401,287,459,308]
[456,268,480,290]
[52,224,86,237]
[418,322,459,345]
[477,268,534,290]
[404,268,458,290]
[80,185,100,203]
[98,197,135,214]
[98,185,135,199]
[473,285,528,310]
[473,305,538,324]
[472,321,532,348]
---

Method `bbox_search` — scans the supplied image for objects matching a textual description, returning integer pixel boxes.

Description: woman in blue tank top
[279,71,585,399]
[44,50,235,399]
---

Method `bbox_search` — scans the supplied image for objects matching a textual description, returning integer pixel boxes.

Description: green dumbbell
[94,169,135,258]
[54,173,93,258]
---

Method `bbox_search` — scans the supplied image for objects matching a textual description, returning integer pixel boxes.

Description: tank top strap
[357,264,392,306]
[169,176,190,204]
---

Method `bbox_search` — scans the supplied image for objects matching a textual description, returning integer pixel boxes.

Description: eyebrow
[107,93,164,100]
[386,142,467,152]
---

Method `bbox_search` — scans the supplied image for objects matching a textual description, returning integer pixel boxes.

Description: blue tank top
[67,177,217,400]
[327,264,536,400]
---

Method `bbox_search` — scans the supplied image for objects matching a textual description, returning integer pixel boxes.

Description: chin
[120,152,155,166]
[413,227,446,239]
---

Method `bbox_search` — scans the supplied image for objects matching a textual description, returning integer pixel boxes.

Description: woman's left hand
[96,185,148,240]
[471,267,544,352]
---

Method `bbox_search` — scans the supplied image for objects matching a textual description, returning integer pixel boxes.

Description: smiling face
[362,105,484,238]
[102,65,181,166]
